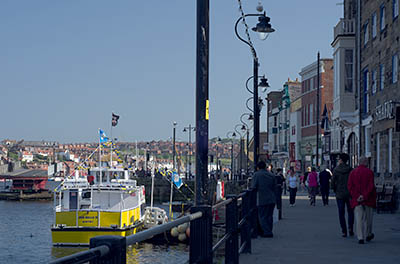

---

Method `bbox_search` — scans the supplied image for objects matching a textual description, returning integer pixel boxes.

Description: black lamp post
[240,113,253,175]
[227,131,236,181]
[234,124,244,180]
[235,5,274,173]
[183,125,196,179]
[216,137,221,180]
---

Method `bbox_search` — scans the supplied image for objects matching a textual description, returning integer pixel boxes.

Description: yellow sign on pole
[206,100,209,120]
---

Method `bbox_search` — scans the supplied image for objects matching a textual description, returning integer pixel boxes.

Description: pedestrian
[251,160,277,238]
[287,167,298,207]
[348,157,377,244]
[307,167,319,206]
[319,165,332,206]
[303,166,311,193]
[275,168,285,215]
[332,153,354,237]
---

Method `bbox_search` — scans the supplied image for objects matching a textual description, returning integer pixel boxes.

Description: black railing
[50,188,258,264]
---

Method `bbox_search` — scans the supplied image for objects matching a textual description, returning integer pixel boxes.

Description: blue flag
[99,129,109,143]
[172,171,183,189]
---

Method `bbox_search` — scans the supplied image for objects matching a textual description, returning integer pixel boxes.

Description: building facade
[331,0,359,169]
[299,59,334,170]
[360,0,400,178]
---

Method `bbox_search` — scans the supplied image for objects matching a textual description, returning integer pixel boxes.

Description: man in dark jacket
[319,166,332,206]
[332,153,354,237]
[251,161,277,237]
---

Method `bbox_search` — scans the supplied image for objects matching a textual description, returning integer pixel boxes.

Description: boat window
[82,192,91,199]
[110,172,119,181]
[69,191,78,210]
[96,172,100,182]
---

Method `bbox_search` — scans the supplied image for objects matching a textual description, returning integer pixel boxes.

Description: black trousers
[336,198,354,234]
[320,185,330,205]
[258,204,275,236]
[289,187,297,205]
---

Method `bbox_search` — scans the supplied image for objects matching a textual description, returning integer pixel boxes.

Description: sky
[0,0,342,143]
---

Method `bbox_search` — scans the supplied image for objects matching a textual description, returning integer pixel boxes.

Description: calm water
[0,200,188,264]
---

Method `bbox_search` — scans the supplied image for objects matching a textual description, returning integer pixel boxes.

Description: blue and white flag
[172,171,183,189]
[99,129,109,143]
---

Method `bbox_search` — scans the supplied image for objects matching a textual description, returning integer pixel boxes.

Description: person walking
[287,167,298,207]
[319,165,332,206]
[307,167,319,206]
[332,153,354,237]
[348,157,377,244]
[251,161,277,237]
[275,168,285,217]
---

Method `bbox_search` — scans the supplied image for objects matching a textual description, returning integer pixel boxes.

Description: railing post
[249,188,258,238]
[189,205,212,264]
[225,195,238,264]
[240,190,251,254]
[89,235,126,264]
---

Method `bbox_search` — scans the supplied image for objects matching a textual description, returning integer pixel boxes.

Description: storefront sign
[375,101,394,121]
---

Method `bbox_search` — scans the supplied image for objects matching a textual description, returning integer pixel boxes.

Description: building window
[274,116,277,127]
[364,22,369,46]
[372,13,377,38]
[393,54,398,83]
[292,125,295,135]
[345,49,354,92]
[394,0,399,19]
[372,69,377,94]
[380,64,385,90]
[380,4,386,31]
[365,126,371,155]
[310,103,314,125]
[310,78,314,91]
[363,69,369,114]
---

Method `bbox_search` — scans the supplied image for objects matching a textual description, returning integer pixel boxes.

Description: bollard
[189,205,212,264]
[240,190,251,254]
[225,195,238,264]
[249,188,258,238]
[89,235,126,264]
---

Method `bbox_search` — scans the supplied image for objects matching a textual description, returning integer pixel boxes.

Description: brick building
[359,0,400,178]
[299,59,334,169]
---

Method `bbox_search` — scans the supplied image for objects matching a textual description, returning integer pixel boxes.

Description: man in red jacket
[347,157,376,244]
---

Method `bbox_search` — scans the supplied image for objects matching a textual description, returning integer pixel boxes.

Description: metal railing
[50,188,258,264]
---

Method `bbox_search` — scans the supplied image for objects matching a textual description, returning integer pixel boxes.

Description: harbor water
[0,200,188,264]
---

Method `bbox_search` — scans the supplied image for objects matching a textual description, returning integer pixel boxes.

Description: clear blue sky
[0,0,342,143]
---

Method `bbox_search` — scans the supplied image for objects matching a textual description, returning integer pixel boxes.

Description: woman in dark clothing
[319,166,332,206]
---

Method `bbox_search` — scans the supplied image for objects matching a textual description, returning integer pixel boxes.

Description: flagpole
[110,124,113,168]
[99,128,102,185]
[135,140,139,170]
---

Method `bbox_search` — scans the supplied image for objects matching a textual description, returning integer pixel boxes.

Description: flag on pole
[172,171,183,189]
[320,104,329,129]
[99,129,109,143]
[112,113,120,127]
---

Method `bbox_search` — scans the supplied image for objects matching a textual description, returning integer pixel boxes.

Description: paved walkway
[240,194,400,264]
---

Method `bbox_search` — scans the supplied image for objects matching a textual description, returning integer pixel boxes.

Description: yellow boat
[51,167,152,246]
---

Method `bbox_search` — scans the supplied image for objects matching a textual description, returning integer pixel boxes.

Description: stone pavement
[239,194,400,264]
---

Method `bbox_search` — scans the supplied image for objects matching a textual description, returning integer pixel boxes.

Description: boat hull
[51,225,142,246]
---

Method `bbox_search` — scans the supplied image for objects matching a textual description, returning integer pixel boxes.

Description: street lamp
[226,131,236,181]
[172,122,177,171]
[240,113,253,175]
[215,137,222,180]
[234,124,244,180]
[183,125,196,179]
[235,3,275,172]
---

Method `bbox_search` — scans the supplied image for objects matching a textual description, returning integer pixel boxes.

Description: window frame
[364,21,369,46]
[393,54,398,84]
[380,4,386,31]
[394,0,399,20]
[372,12,377,38]
[380,64,385,90]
